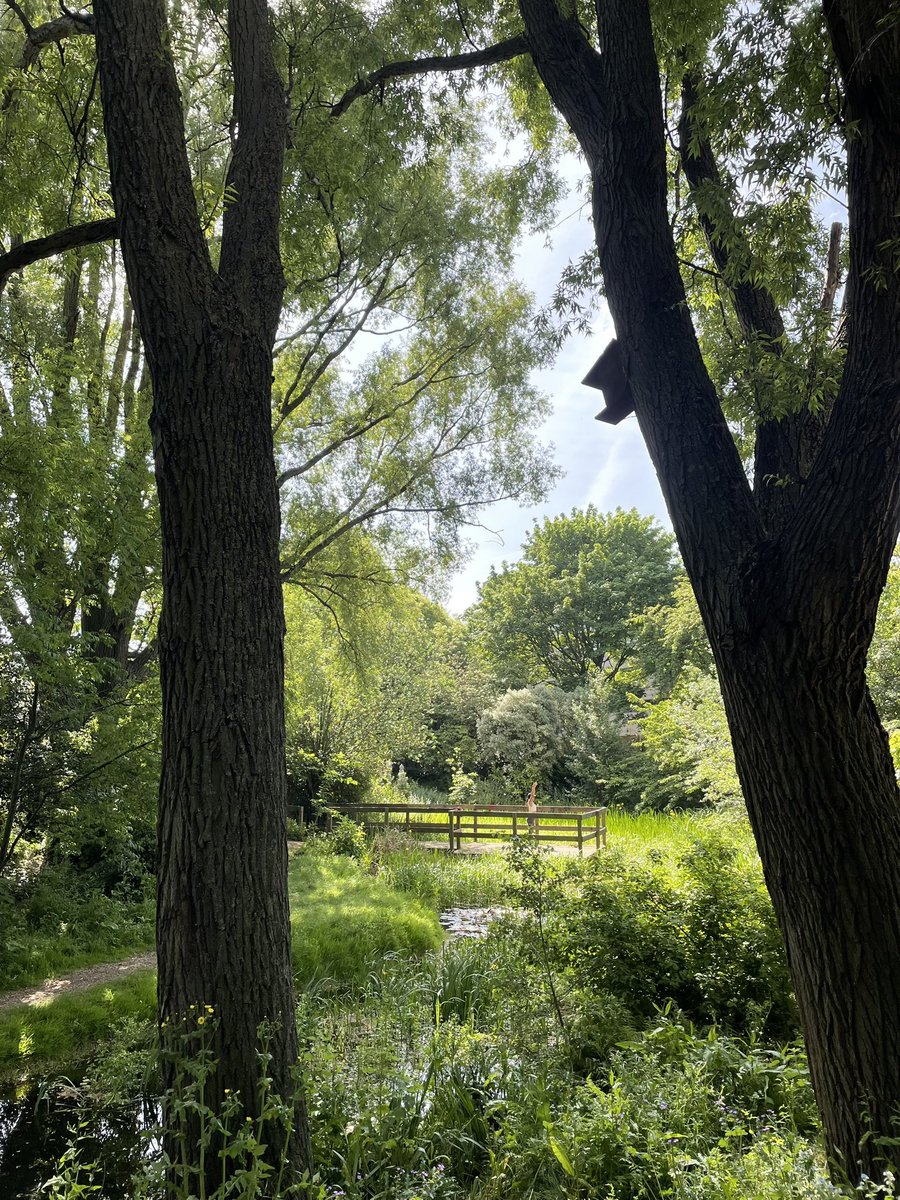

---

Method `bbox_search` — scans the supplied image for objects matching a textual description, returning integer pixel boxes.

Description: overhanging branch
[678,72,785,346]
[331,33,530,118]
[0,218,117,297]
[2,5,95,68]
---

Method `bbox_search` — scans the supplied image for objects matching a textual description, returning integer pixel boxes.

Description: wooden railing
[321,802,608,855]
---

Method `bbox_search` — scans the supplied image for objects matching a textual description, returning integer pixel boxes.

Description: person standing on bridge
[526,782,538,834]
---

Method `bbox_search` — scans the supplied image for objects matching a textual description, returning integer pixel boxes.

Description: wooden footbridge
[323,802,608,856]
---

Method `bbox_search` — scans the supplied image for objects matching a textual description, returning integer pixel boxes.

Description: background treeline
[10,488,899,923]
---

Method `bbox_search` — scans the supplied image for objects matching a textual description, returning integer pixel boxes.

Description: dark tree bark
[512,0,900,1180]
[92,0,310,1182]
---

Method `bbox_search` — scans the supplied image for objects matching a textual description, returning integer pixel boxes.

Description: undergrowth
[0,866,155,992]
[377,845,511,909]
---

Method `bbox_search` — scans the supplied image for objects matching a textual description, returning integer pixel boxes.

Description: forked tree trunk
[515,0,900,1179]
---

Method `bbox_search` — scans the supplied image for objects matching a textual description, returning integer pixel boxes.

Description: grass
[607,806,758,858]
[0,931,156,994]
[0,853,443,1083]
[289,851,443,987]
[0,971,157,1089]
[0,877,156,993]
[1,815,754,1087]
[379,845,512,908]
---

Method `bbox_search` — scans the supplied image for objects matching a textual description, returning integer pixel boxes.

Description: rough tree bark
[92,0,310,1181]
[511,0,900,1179]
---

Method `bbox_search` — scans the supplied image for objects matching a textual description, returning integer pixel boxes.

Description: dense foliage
[2,819,862,1200]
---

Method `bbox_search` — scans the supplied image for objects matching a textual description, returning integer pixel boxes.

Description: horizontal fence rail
[320,802,608,855]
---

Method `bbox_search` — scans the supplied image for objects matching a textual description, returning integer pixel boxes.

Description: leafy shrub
[477,683,575,792]
[504,1018,825,1200]
[320,814,369,861]
[448,763,478,805]
[636,667,743,810]
[525,831,797,1040]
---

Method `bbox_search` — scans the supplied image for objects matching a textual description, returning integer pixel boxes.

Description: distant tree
[408,619,500,786]
[636,669,742,811]
[470,508,676,689]
[569,674,662,809]
[868,557,900,725]
[635,575,713,698]
[477,682,575,794]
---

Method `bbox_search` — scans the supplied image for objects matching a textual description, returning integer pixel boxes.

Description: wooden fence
[320,802,608,855]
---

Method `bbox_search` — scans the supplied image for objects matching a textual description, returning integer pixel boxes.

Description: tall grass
[379,847,512,909]
[607,806,756,855]
[287,852,443,987]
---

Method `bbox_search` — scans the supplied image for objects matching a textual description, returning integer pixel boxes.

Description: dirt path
[0,951,157,1014]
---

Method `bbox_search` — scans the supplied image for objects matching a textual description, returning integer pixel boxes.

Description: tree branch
[677,72,825,533]
[0,217,117,297]
[330,33,530,119]
[790,0,900,650]
[820,220,843,318]
[3,0,33,37]
[218,0,287,342]
[519,0,762,616]
[18,11,95,70]
[93,1,215,361]
[678,73,785,346]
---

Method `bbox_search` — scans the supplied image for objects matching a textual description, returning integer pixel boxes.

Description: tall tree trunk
[93,0,311,1182]
[719,627,900,1178]
[516,0,900,1179]
[153,323,307,1165]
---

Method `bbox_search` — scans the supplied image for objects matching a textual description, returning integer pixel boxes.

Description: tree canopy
[470,508,676,689]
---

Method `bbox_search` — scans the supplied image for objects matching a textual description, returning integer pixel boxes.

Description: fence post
[473,810,478,843]
[513,811,518,840]
[577,813,583,855]
[447,809,455,853]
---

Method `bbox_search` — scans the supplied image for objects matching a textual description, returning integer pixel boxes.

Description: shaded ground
[0,951,157,1013]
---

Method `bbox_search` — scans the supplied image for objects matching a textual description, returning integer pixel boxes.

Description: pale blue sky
[446,184,669,614]
[446,158,848,614]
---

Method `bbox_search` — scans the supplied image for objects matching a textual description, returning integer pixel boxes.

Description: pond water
[438,905,513,938]
[0,1081,154,1198]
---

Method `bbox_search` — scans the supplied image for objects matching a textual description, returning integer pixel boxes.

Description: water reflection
[0,1078,159,1199]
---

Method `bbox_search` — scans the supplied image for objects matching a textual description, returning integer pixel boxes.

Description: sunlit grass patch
[0,971,157,1085]
[379,846,512,909]
[287,854,443,988]
[606,807,756,855]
